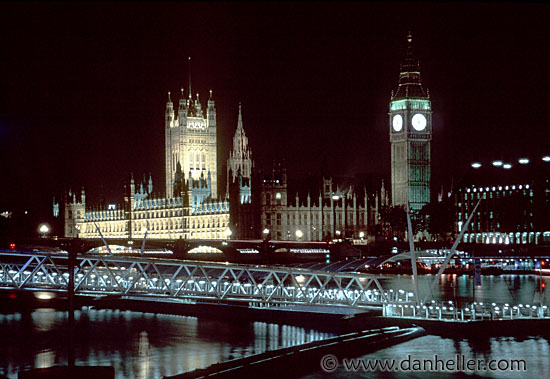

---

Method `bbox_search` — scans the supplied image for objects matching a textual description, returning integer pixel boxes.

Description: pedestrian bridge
[0,251,400,311]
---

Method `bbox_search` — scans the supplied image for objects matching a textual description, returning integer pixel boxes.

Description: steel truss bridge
[0,251,395,311]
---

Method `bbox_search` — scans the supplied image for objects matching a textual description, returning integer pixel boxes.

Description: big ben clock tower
[389,32,432,212]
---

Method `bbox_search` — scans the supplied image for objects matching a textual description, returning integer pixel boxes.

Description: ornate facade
[227,103,253,202]
[165,86,217,199]
[63,79,235,240]
[259,165,375,241]
[389,33,432,212]
[61,69,385,242]
[65,174,230,240]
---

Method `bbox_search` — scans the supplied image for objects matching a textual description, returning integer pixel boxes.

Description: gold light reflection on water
[1,308,337,378]
[32,308,60,332]
[34,349,55,369]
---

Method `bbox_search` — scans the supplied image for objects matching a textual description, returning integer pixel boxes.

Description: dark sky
[1,2,549,223]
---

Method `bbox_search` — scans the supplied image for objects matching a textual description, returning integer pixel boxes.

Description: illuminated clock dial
[392,114,403,132]
[411,113,427,131]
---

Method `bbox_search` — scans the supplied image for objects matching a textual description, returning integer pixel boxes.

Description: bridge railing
[383,300,550,321]
[0,251,408,310]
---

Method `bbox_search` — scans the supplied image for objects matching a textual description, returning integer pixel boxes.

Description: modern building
[389,32,432,212]
[455,157,550,245]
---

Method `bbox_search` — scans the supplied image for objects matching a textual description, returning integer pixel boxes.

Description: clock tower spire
[389,32,432,213]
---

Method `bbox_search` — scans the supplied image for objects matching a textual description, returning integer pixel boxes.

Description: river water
[1,273,549,378]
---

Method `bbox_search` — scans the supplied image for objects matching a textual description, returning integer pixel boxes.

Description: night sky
[1,2,549,227]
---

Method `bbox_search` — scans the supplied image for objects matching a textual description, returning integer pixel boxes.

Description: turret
[130,173,135,196]
[195,93,202,115]
[178,88,187,120]
[165,91,174,127]
[207,90,216,126]
[148,173,153,194]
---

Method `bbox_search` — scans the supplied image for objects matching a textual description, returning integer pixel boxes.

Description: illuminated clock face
[411,113,427,131]
[392,115,403,132]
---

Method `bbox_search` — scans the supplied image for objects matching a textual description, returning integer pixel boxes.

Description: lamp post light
[39,224,50,238]
[224,228,232,239]
[295,229,303,240]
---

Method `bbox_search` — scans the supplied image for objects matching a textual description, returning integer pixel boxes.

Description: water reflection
[34,349,55,369]
[2,275,548,378]
[0,308,335,378]
[305,334,550,378]
[380,274,550,304]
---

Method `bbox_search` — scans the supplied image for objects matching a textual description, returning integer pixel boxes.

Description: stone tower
[227,103,253,202]
[165,59,217,198]
[389,32,432,212]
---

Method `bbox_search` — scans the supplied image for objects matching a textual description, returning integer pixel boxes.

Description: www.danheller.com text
[320,354,527,373]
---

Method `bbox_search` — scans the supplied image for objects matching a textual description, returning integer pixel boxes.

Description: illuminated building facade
[455,158,550,245]
[62,83,242,240]
[165,86,218,199]
[65,174,230,241]
[61,76,382,242]
[389,33,432,212]
[259,166,375,241]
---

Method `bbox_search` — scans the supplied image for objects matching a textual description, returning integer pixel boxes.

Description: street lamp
[224,228,232,239]
[39,224,50,238]
[359,231,365,240]
[295,229,303,240]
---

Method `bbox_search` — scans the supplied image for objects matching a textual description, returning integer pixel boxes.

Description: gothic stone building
[63,86,237,240]
[258,165,376,242]
[61,76,384,242]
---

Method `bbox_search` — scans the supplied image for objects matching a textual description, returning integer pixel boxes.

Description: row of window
[134,210,185,219]
[463,190,534,201]
[265,212,366,226]
[79,217,228,235]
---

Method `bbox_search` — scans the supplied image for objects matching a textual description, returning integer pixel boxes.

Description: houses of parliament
[59,35,431,242]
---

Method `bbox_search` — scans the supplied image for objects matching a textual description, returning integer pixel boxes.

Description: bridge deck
[0,251,405,310]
